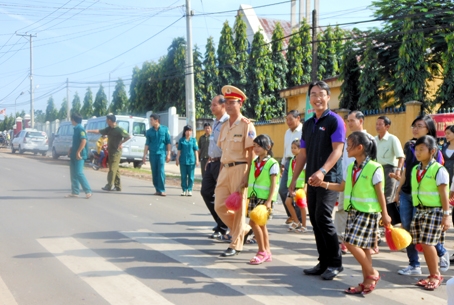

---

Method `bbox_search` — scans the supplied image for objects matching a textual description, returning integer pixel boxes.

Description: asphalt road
[0,148,452,305]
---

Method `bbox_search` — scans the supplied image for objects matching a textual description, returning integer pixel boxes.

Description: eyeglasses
[411,124,427,129]
[310,93,328,99]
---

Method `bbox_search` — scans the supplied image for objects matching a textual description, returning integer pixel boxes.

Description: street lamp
[15,91,24,117]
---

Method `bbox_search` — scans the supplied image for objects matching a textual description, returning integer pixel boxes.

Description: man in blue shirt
[66,113,91,199]
[142,114,171,196]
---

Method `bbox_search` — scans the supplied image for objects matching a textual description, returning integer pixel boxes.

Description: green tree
[217,21,236,86]
[71,92,81,115]
[57,98,69,121]
[339,40,360,110]
[193,45,206,118]
[334,25,346,70]
[246,30,275,120]
[286,28,303,87]
[436,32,454,109]
[358,38,382,110]
[203,36,218,102]
[128,66,141,114]
[80,87,93,118]
[316,31,328,80]
[162,37,186,115]
[34,109,45,124]
[232,14,248,87]
[270,22,288,115]
[299,19,312,85]
[93,84,108,117]
[393,17,431,107]
[45,96,58,122]
[322,26,339,79]
[111,78,128,115]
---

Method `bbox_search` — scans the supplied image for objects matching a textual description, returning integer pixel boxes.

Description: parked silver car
[11,129,48,155]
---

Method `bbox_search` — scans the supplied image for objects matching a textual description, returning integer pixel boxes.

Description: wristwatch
[319,167,327,175]
[443,210,451,216]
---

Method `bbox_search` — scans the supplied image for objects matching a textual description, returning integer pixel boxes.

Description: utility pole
[185,0,196,134]
[16,33,36,128]
[67,78,70,121]
[310,9,318,81]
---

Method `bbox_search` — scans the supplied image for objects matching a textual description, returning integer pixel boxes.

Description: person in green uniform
[198,123,211,177]
[142,114,171,196]
[87,114,131,191]
[66,113,92,199]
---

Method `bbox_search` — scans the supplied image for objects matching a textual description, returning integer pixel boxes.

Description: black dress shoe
[209,232,221,239]
[321,266,344,280]
[101,186,112,191]
[303,263,326,275]
[220,248,240,257]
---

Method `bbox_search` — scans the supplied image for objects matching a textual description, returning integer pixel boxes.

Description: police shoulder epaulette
[241,117,250,124]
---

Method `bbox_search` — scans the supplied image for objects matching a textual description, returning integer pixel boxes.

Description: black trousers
[307,185,342,269]
[200,160,227,234]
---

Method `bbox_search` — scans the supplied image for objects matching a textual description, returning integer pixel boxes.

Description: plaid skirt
[344,209,380,249]
[247,196,274,219]
[410,206,445,246]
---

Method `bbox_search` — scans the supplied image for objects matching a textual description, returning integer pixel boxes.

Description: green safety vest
[344,160,383,213]
[248,157,280,201]
[411,162,446,207]
[286,156,305,188]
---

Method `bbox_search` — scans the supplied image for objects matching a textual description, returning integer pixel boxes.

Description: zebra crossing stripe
[121,229,325,305]
[0,275,18,305]
[37,237,174,305]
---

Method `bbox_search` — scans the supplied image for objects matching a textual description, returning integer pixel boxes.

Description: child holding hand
[243,135,279,265]
[318,131,391,295]
[286,138,308,233]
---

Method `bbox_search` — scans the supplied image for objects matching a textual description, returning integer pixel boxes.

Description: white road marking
[121,229,325,305]
[0,275,18,305]
[37,237,174,305]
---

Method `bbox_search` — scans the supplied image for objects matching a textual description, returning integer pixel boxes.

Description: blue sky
[0,0,379,117]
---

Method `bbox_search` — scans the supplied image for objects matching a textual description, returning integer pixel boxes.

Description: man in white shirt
[336,110,375,254]
[279,110,303,224]
[375,116,405,205]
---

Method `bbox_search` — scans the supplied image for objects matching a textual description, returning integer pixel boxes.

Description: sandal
[416,277,430,287]
[362,274,380,295]
[265,252,272,262]
[86,193,92,199]
[424,274,443,291]
[249,251,268,265]
[344,283,364,294]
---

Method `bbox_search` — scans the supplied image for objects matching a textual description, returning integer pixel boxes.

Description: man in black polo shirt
[289,81,345,280]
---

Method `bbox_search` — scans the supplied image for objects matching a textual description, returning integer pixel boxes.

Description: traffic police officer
[215,85,256,257]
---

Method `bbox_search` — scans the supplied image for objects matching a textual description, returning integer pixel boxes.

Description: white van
[86,115,148,168]
[51,120,87,159]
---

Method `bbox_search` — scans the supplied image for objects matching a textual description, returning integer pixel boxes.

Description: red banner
[431,113,454,138]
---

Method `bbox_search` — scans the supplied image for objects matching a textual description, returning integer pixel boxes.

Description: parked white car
[11,129,48,155]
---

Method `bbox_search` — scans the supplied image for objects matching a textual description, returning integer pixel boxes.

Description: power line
[35,16,185,77]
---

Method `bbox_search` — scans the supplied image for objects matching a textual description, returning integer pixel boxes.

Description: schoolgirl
[244,134,279,265]
[321,131,391,294]
[411,135,451,290]
[285,138,308,232]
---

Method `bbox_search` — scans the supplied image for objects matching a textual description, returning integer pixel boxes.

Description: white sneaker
[187,191,192,196]
[398,265,422,275]
[440,250,450,273]
[181,191,187,196]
